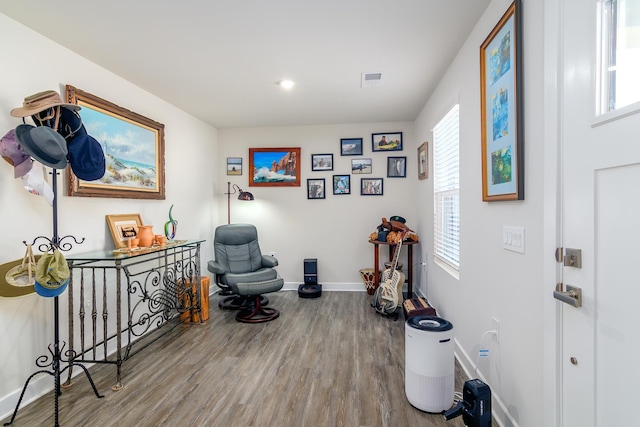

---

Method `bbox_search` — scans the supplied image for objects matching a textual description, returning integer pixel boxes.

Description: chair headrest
[215,223,258,245]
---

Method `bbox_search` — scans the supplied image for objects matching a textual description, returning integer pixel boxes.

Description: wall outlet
[492,317,500,344]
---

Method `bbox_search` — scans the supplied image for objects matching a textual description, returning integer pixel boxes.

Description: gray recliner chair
[207,223,284,323]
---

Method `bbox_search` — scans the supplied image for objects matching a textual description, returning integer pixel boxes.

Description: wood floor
[3,291,466,427]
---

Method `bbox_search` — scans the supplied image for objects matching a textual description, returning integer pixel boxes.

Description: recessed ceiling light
[278,80,295,89]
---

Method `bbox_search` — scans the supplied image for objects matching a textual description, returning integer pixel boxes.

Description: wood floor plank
[2,291,466,427]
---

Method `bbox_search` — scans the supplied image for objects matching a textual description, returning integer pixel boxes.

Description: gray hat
[15,124,68,169]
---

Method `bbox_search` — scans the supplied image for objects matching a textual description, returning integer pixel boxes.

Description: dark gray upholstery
[208,224,279,288]
[208,224,284,322]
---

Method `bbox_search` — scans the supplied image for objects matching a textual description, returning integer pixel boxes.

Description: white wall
[414,1,545,426]
[0,14,219,418]
[217,123,418,290]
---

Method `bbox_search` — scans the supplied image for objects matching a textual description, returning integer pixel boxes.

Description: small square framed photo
[361,178,383,196]
[106,213,143,248]
[227,157,242,175]
[307,178,326,199]
[311,153,333,171]
[340,138,363,156]
[351,158,372,174]
[372,132,403,152]
[332,175,351,195]
[387,156,406,178]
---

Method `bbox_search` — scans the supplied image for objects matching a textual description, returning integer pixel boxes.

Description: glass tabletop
[66,239,205,261]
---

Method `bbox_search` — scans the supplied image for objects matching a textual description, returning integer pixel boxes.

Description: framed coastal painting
[249,147,301,187]
[351,158,372,174]
[65,85,165,200]
[480,0,524,201]
[227,157,242,175]
[340,138,363,156]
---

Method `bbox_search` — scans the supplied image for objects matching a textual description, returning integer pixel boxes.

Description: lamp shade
[238,191,254,201]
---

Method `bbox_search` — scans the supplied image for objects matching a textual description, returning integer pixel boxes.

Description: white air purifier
[405,315,454,413]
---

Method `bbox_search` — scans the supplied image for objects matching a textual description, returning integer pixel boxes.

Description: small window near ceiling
[433,104,460,276]
[598,0,640,113]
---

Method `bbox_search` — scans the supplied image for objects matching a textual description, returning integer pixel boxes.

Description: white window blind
[433,104,460,270]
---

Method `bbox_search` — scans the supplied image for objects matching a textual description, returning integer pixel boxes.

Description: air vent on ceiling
[361,72,382,88]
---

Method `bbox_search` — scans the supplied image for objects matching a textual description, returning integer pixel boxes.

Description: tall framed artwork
[65,85,165,200]
[417,142,428,180]
[480,0,524,201]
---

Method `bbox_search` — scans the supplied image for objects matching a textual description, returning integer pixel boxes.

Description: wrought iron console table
[63,240,204,391]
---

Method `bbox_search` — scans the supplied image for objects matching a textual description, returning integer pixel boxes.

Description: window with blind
[433,104,460,272]
[598,0,640,114]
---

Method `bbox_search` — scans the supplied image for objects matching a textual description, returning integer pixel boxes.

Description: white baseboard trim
[282,281,366,292]
[0,374,51,423]
[454,338,519,427]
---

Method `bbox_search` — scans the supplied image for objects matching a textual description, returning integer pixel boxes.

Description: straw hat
[10,90,80,118]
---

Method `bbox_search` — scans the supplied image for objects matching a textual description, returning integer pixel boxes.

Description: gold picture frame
[480,1,524,201]
[106,214,143,248]
[417,141,428,180]
[66,85,166,200]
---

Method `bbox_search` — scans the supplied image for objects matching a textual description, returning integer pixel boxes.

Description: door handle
[553,283,582,307]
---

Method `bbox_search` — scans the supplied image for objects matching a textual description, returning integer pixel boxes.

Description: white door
[559,0,640,425]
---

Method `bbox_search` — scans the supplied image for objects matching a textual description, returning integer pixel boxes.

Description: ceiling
[0,1,490,129]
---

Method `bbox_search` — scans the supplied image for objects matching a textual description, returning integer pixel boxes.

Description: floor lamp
[226,181,254,224]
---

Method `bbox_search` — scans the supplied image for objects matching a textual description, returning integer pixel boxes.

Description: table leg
[407,245,413,298]
[373,243,380,289]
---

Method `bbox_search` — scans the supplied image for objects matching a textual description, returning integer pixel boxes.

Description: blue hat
[57,107,106,181]
[67,133,106,181]
[34,249,70,298]
[34,277,69,298]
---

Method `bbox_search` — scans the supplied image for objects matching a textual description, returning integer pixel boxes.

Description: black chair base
[235,295,280,323]
[219,295,269,310]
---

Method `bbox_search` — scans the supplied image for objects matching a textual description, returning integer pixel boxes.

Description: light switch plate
[503,226,525,253]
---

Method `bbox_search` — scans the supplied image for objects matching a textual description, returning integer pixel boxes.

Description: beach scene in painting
[79,105,157,189]
[227,157,242,175]
[252,150,298,183]
[351,158,372,174]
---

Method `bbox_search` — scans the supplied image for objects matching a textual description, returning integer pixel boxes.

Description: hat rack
[4,169,104,427]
